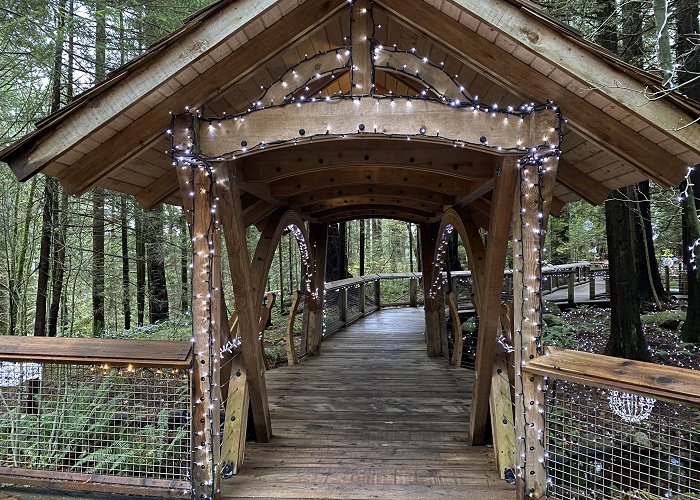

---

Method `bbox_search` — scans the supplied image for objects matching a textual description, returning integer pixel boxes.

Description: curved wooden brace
[374,49,472,101]
[429,207,475,299]
[257,50,352,106]
[250,209,313,310]
[239,140,499,183]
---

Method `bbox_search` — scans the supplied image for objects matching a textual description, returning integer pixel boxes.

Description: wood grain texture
[525,347,700,405]
[222,308,515,499]
[0,336,191,368]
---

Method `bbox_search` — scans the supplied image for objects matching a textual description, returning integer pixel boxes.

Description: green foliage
[640,309,685,326]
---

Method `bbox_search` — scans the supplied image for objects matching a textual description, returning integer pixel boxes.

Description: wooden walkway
[222,308,515,499]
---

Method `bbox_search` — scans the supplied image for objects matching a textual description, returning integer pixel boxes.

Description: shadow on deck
[222,308,516,499]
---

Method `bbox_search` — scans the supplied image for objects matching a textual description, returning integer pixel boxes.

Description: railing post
[340,287,348,326]
[679,262,687,294]
[567,270,575,304]
[589,271,596,300]
[375,278,381,308]
[664,265,671,293]
[359,281,366,315]
[409,277,418,307]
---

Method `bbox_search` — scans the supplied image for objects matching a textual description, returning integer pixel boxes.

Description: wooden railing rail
[525,347,700,405]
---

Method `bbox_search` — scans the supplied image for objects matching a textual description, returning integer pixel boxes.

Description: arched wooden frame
[257,47,469,109]
[250,209,314,309]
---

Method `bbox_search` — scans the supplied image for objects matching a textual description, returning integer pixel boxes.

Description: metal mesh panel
[0,363,189,482]
[379,278,411,306]
[546,380,700,499]
[346,285,362,324]
[323,288,343,336]
[455,276,474,309]
[364,280,378,311]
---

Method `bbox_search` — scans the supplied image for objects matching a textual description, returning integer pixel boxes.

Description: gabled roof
[1,0,698,225]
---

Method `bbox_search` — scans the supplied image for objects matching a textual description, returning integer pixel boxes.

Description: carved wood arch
[250,209,314,310]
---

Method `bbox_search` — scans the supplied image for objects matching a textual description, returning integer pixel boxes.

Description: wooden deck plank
[223,308,515,500]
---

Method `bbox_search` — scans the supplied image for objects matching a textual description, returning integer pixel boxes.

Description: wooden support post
[567,271,575,304]
[286,290,301,365]
[188,165,223,499]
[420,222,442,357]
[305,223,327,355]
[513,156,558,500]
[589,272,596,300]
[469,157,518,446]
[447,291,462,367]
[409,277,418,307]
[350,0,373,95]
[664,266,671,293]
[216,164,272,443]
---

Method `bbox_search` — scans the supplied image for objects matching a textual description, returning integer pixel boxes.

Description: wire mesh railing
[525,349,700,500]
[545,380,699,499]
[0,357,190,497]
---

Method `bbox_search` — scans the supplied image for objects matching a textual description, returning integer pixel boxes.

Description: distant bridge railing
[525,348,700,499]
[0,337,191,498]
[322,273,420,337]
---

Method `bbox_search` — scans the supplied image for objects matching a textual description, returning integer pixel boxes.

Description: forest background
[0,0,698,358]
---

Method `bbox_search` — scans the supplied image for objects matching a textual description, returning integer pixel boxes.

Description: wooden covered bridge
[1,0,699,499]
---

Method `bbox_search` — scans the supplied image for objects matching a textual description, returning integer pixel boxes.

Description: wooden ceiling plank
[54,0,347,196]
[378,0,689,187]
[557,159,609,205]
[289,184,454,208]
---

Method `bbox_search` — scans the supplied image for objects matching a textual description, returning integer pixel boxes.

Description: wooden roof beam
[309,203,435,220]
[53,0,347,196]
[450,0,699,155]
[379,0,690,187]
[289,184,455,209]
[314,208,432,224]
[557,159,610,205]
[239,141,499,183]
[269,166,475,197]
[299,194,444,215]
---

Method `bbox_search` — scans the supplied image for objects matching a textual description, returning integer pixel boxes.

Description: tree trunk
[634,181,670,307]
[676,0,700,100]
[120,194,131,329]
[34,178,56,337]
[359,219,365,276]
[135,204,146,326]
[604,187,651,361]
[92,189,105,336]
[146,205,169,323]
[595,0,618,53]
[48,192,68,337]
[681,170,700,342]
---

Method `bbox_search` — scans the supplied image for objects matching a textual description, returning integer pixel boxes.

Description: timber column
[189,164,224,500]
[419,222,442,357]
